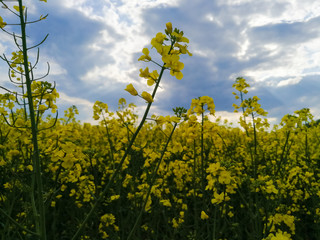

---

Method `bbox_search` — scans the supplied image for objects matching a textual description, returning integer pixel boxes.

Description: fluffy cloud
[1,0,320,126]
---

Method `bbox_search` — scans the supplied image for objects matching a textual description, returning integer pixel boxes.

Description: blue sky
[1,0,320,126]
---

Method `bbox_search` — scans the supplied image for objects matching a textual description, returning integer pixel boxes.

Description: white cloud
[214,111,242,127]
[277,76,302,87]
[57,92,95,123]
[243,39,320,87]
[244,0,320,27]
[3,0,320,126]
[62,0,181,89]
[0,42,7,54]
[49,60,68,75]
[235,35,250,60]
[58,92,93,107]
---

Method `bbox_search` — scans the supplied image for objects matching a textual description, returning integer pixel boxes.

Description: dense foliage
[1,93,320,240]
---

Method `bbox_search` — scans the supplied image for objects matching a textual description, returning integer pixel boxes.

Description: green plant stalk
[18,0,47,239]
[239,91,248,136]
[277,130,290,175]
[71,63,168,240]
[103,117,115,171]
[1,194,16,239]
[0,207,39,237]
[238,90,255,175]
[304,129,310,163]
[250,112,261,237]
[193,139,199,238]
[251,113,257,179]
[126,121,178,240]
[31,173,40,234]
[212,206,217,240]
[201,105,204,192]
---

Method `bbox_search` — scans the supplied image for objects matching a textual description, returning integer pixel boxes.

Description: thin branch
[0,208,39,236]
[28,34,49,50]
[13,32,23,49]
[33,62,51,81]
[0,86,24,97]
[38,111,59,131]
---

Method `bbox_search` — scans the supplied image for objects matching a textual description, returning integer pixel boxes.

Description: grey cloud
[248,16,320,46]
[21,0,320,124]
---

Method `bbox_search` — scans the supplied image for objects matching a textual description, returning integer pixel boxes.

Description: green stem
[201,106,204,192]
[251,113,257,179]
[18,0,47,239]
[193,139,198,238]
[0,208,39,236]
[71,64,167,240]
[277,131,290,176]
[212,206,217,240]
[126,122,178,240]
[31,172,40,234]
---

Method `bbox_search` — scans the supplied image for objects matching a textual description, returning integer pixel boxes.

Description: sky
[1,0,320,127]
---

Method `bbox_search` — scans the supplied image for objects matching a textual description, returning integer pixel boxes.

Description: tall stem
[71,64,167,240]
[126,122,178,240]
[18,0,46,239]
[201,106,204,192]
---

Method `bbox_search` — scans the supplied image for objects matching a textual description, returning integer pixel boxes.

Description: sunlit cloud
[1,0,320,126]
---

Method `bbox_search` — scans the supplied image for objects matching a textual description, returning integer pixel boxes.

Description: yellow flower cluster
[125,22,192,104]
[188,96,215,116]
[0,16,6,28]
[1,93,320,239]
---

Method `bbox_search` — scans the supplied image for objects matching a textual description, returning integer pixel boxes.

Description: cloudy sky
[1,0,320,126]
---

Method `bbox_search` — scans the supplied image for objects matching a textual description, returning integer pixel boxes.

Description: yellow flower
[100,213,116,227]
[166,22,172,34]
[228,211,234,218]
[265,180,279,194]
[162,54,184,79]
[207,162,221,175]
[152,32,167,45]
[26,165,33,171]
[125,84,138,96]
[172,218,179,228]
[171,70,183,80]
[110,195,120,201]
[268,230,291,240]
[138,48,151,62]
[40,14,47,20]
[0,16,7,29]
[15,118,25,127]
[3,182,13,189]
[162,54,181,69]
[147,79,155,86]
[151,32,167,54]
[160,199,172,207]
[69,189,76,197]
[8,102,14,110]
[13,5,25,12]
[218,170,232,185]
[38,104,47,112]
[139,67,150,78]
[171,31,189,43]
[211,192,229,204]
[141,91,153,103]
[201,211,209,220]
[170,116,181,123]
[61,155,73,169]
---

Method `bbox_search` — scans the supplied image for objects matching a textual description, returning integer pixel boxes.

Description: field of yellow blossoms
[1,2,320,239]
[2,82,320,240]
